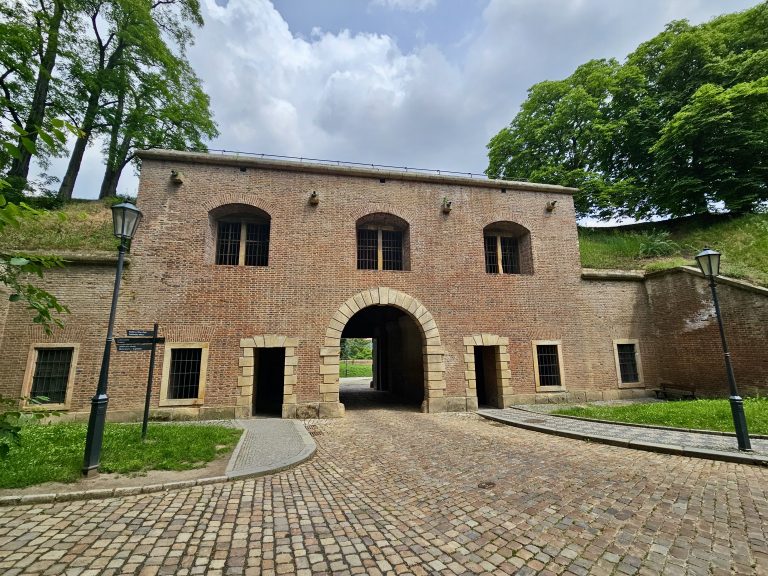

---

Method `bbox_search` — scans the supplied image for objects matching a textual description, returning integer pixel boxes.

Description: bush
[637,230,680,258]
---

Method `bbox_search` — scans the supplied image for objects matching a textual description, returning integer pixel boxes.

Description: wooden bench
[653,382,696,400]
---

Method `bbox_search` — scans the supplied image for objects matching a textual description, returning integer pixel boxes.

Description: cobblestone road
[1,403,767,575]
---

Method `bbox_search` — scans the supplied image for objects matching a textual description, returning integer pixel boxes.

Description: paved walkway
[479,407,768,466]
[1,389,767,575]
[226,419,315,479]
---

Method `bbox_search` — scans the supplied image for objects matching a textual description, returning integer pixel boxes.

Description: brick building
[1,149,766,420]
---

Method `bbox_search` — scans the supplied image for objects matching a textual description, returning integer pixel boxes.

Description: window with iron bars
[357,228,403,270]
[535,344,562,387]
[484,235,520,274]
[616,343,640,383]
[168,348,202,400]
[31,348,73,404]
[216,220,269,266]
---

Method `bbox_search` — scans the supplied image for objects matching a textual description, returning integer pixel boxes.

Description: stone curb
[0,423,317,508]
[478,412,768,467]
[509,406,768,440]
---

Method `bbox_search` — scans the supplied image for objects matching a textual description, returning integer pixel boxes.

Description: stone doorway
[253,347,286,416]
[474,346,502,408]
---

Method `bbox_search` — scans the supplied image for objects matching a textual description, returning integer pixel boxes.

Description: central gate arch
[320,287,446,414]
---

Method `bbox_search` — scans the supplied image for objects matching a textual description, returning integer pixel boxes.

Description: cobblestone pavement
[480,407,768,456]
[1,395,767,575]
[226,419,314,479]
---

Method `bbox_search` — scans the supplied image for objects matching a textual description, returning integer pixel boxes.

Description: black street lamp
[82,202,143,476]
[695,247,752,452]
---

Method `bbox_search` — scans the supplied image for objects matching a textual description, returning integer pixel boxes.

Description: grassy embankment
[580,212,768,287]
[553,398,768,434]
[0,422,242,489]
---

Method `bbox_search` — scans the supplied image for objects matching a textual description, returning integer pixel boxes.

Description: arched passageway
[340,306,425,410]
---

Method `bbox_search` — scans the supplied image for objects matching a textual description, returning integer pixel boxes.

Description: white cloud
[36,0,758,200]
[370,0,437,12]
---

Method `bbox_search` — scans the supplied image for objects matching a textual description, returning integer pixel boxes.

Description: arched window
[483,221,533,275]
[356,213,410,271]
[209,204,271,267]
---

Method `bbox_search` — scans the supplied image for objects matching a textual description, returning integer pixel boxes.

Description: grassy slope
[0,200,117,253]
[1,201,766,286]
[579,213,768,286]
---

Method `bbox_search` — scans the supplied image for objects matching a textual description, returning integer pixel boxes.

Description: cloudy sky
[45,0,759,201]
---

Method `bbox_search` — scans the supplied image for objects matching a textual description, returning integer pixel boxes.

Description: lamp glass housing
[695,248,721,278]
[111,203,143,241]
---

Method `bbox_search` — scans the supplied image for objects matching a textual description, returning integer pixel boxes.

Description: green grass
[0,200,117,253]
[552,398,768,434]
[339,362,373,378]
[0,422,242,489]
[579,213,768,286]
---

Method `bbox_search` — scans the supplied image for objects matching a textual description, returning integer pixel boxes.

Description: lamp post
[695,247,751,452]
[82,202,143,476]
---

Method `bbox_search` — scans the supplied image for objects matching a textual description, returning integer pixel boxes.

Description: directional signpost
[116,324,164,440]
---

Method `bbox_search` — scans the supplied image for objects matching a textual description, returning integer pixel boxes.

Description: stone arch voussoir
[321,288,446,413]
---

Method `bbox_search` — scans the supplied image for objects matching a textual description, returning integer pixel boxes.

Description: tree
[58,0,206,200]
[487,2,768,220]
[0,0,79,195]
[98,57,217,198]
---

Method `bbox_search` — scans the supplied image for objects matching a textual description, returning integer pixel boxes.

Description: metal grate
[216,222,241,265]
[31,348,72,403]
[484,235,499,273]
[169,348,202,399]
[617,344,639,383]
[357,229,378,270]
[536,345,561,386]
[244,222,269,266]
[382,230,403,270]
[500,236,520,274]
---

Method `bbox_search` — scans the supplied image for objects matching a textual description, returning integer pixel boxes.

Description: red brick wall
[645,270,768,397]
[2,151,764,418]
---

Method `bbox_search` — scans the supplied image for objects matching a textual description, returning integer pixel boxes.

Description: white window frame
[22,343,80,410]
[159,342,209,407]
[532,340,566,392]
[613,339,644,388]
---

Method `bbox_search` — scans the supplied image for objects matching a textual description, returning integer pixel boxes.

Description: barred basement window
[483,222,533,275]
[356,213,409,271]
[22,344,79,408]
[532,340,565,391]
[613,339,644,387]
[160,343,209,406]
[31,348,73,404]
[216,221,269,266]
[169,348,202,399]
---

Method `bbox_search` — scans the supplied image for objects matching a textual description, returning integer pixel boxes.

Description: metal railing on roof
[205,148,513,180]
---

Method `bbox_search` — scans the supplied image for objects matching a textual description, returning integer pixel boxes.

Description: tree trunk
[58,37,125,200]
[7,0,65,184]
[57,90,100,200]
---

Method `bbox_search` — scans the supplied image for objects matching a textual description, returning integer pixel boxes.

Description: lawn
[553,398,768,434]
[339,362,373,378]
[0,422,242,489]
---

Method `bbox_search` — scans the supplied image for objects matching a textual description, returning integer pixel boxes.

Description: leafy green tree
[487,2,768,220]
[0,0,79,194]
[98,58,217,198]
[58,0,206,200]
